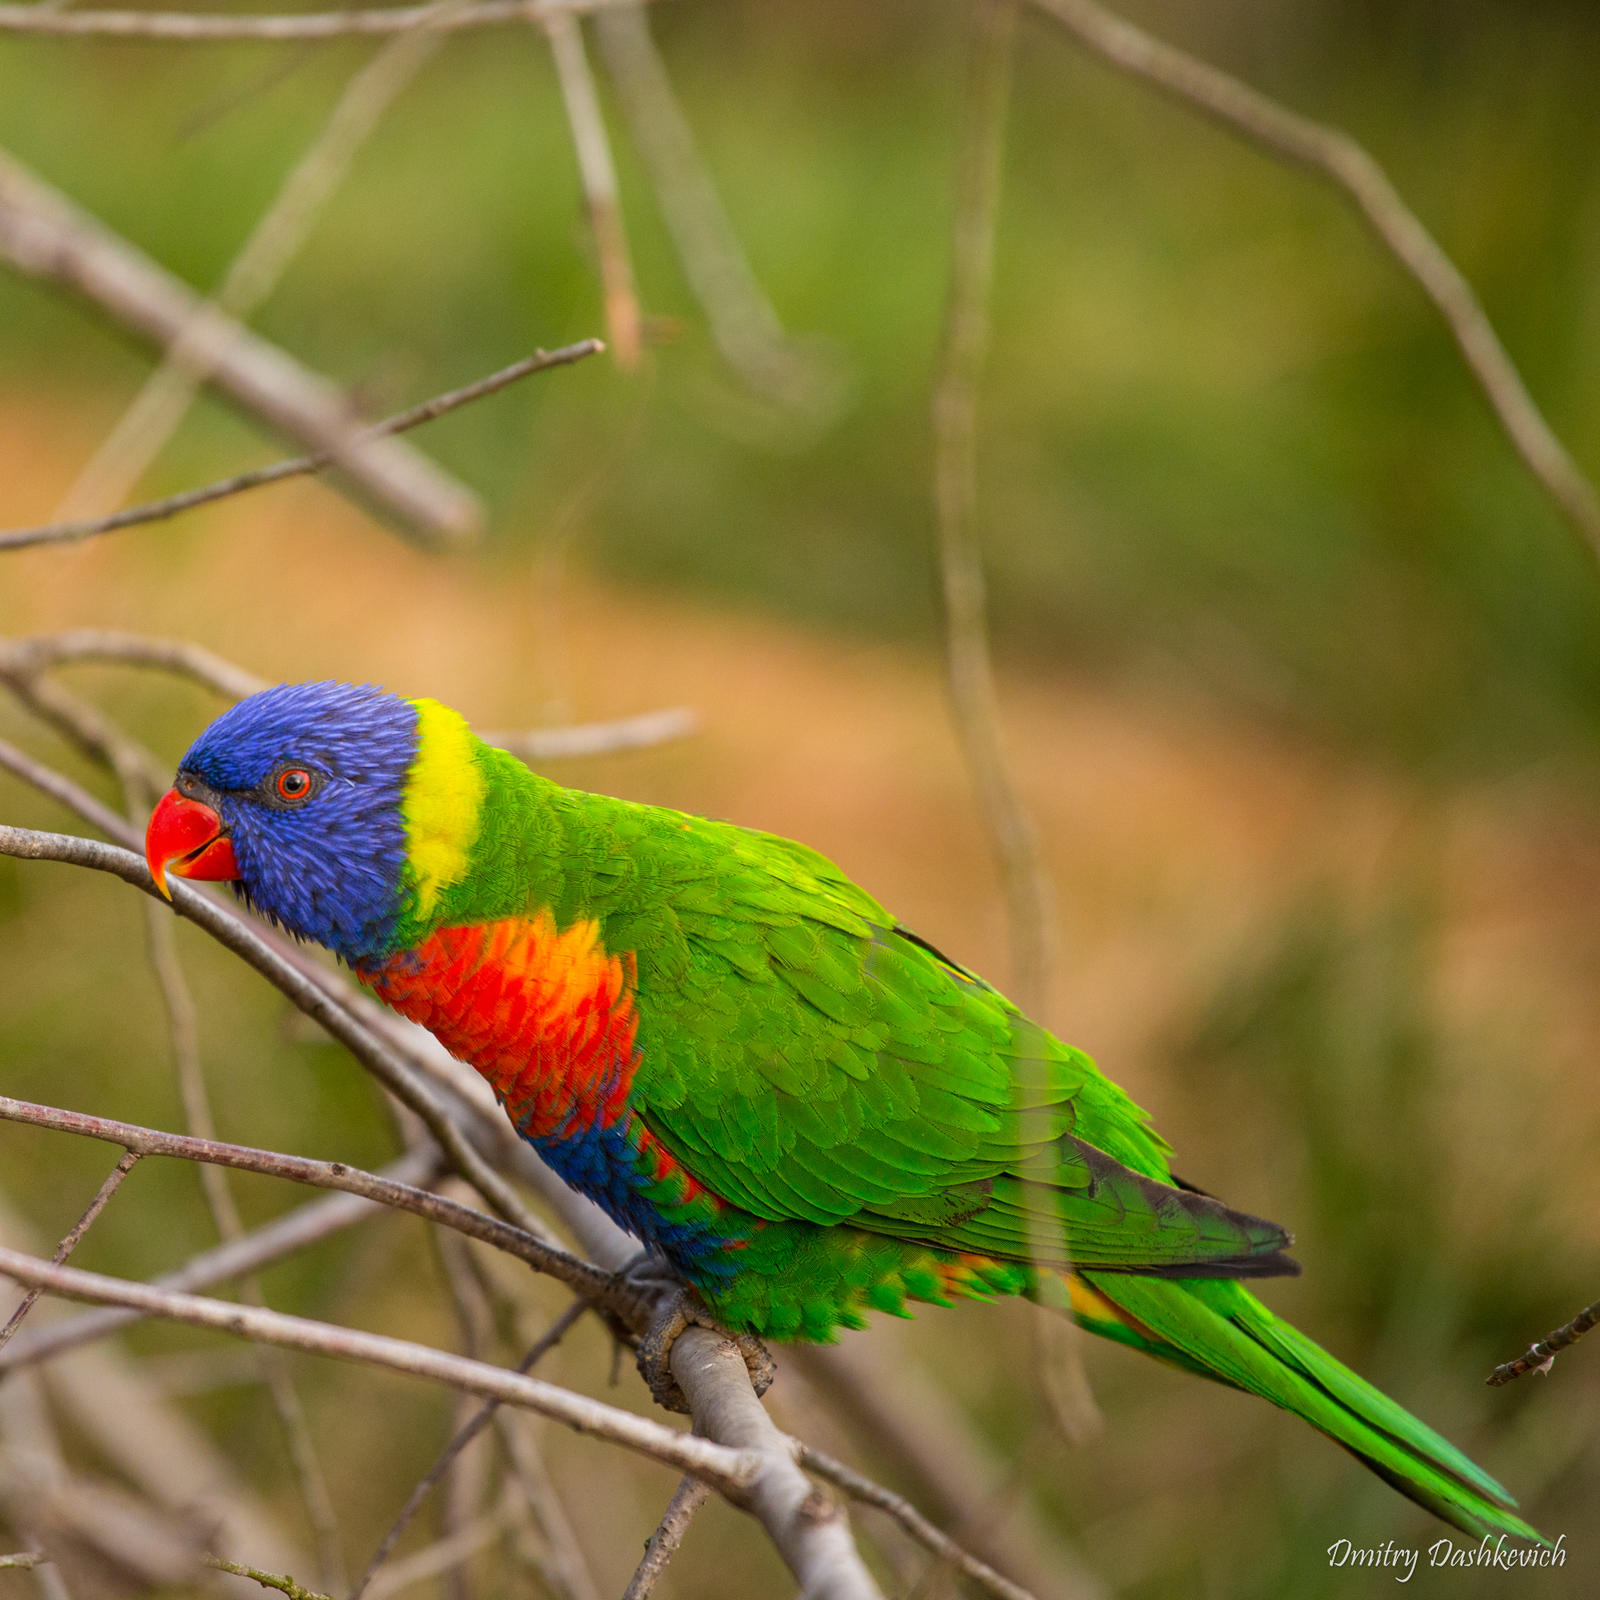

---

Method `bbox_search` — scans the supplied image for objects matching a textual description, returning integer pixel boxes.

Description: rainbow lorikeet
[144,681,1538,1541]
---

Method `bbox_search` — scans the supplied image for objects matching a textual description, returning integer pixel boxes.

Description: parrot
[143,680,1540,1541]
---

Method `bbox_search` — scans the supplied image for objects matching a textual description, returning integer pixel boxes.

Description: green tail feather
[1075,1271,1545,1543]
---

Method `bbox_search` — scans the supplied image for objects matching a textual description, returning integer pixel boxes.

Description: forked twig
[800,1446,1037,1600]
[1025,0,1600,559]
[543,9,643,367]
[0,1150,141,1352]
[1487,1296,1600,1387]
[0,344,601,553]
[348,1298,587,1600]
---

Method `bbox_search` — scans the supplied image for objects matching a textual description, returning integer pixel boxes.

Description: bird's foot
[634,1282,776,1415]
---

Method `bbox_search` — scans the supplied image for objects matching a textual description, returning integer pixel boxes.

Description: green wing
[612,809,1292,1277]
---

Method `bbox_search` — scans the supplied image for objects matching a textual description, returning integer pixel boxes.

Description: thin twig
[0,1248,760,1494]
[932,0,1055,1021]
[1026,0,1600,559]
[1487,1296,1600,1387]
[0,342,601,554]
[0,1554,49,1571]
[543,9,643,368]
[799,1447,1036,1600]
[482,706,697,760]
[0,148,475,541]
[348,1298,587,1600]
[0,1150,141,1353]
[0,0,648,40]
[0,1146,441,1373]
[54,1,469,525]
[204,1556,330,1600]
[620,1474,710,1600]
[0,1093,631,1321]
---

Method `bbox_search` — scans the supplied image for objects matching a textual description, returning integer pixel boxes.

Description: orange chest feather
[360,914,641,1140]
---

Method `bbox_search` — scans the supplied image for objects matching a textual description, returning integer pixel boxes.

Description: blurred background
[2,0,1600,1594]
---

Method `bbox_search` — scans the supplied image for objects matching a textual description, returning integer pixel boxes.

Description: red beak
[145,788,240,900]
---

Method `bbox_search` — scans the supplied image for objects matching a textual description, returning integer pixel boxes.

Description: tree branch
[0,148,479,544]
[0,1248,760,1495]
[0,0,650,41]
[1025,0,1600,559]
[932,0,1055,1021]
[543,8,643,367]
[1487,1295,1600,1387]
[0,342,601,553]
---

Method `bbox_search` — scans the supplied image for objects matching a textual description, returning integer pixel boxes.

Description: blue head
[154,682,419,963]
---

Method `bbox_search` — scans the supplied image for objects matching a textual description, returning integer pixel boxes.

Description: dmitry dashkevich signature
[1327,1534,1568,1581]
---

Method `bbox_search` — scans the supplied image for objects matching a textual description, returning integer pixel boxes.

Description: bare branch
[0,1146,440,1372]
[0,0,649,42]
[0,824,558,1246]
[0,1554,50,1571]
[932,0,1055,1020]
[0,343,601,554]
[668,1328,883,1600]
[0,1151,141,1354]
[482,707,697,761]
[0,149,477,543]
[1487,1295,1600,1387]
[798,1447,1035,1600]
[0,1249,761,1494]
[2,633,267,698]
[543,9,643,368]
[348,1298,587,1600]
[620,1474,709,1600]
[0,1094,628,1324]
[0,650,171,795]
[1026,0,1600,559]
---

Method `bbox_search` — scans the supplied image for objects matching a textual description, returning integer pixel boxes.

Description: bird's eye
[275,768,314,803]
